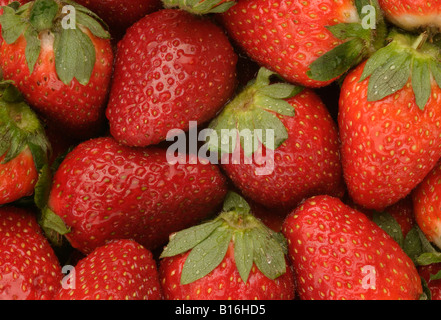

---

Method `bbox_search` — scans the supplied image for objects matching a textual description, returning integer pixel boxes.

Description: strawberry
[339,30,441,210]
[419,263,441,300]
[282,195,423,300]
[207,67,345,210]
[0,0,114,139]
[159,191,296,300]
[0,82,50,206]
[220,0,387,88]
[55,239,162,300]
[105,9,238,147]
[73,0,162,38]
[42,136,228,254]
[0,205,62,300]
[378,0,441,32]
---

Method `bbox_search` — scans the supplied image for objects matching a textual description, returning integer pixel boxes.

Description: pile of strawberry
[3,0,441,301]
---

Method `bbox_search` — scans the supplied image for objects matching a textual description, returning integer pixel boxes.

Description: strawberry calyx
[0,0,110,85]
[206,67,301,157]
[307,0,387,82]
[160,191,288,285]
[360,29,441,110]
[162,0,236,15]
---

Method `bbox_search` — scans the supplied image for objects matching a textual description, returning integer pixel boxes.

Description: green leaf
[372,211,404,247]
[360,44,396,82]
[253,108,288,150]
[39,206,70,247]
[430,270,441,281]
[251,228,286,280]
[160,219,223,258]
[28,0,58,32]
[417,252,441,266]
[403,226,424,263]
[76,11,110,39]
[412,58,432,110]
[326,23,370,40]
[222,191,251,215]
[257,83,300,99]
[307,37,365,82]
[367,52,412,102]
[430,59,441,89]
[0,5,26,44]
[54,27,96,85]
[255,95,296,117]
[234,230,254,283]
[33,164,52,210]
[207,111,238,154]
[24,27,41,75]
[180,226,233,285]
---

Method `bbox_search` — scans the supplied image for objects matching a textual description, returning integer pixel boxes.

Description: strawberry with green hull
[0,0,114,140]
[207,67,344,211]
[56,239,162,300]
[0,82,50,205]
[220,0,387,88]
[43,136,228,254]
[339,30,441,211]
[106,9,238,148]
[282,195,423,300]
[159,192,296,300]
[0,206,62,300]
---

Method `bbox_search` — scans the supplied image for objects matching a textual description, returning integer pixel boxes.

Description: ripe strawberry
[159,191,296,300]
[419,263,441,300]
[0,205,62,300]
[74,0,162,38]
[220,0,387,87]
[413,161,441,250]
[106,9,238,147]
[43,136,228,254]
[0,82,50,205]
[378,0,441,31]
[55,239,162,300]
[207,67,344,210]
[282,195,423,300]
[0,0,114,139]
[339,30,441,210]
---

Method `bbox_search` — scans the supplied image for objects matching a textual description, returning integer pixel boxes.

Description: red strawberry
[419,263,441,300]
[159,191,296,300]
[55,239,162,300]
[0,205,62,300]
[208,67,344,210]
[413,161,441,250]
[43,136,228,254]
[378,0,441,31]
[0,82,50,205]
[220,0,387,88]
[339,30,441,210]
[282,195,423,300]
[74,0,162,38]
[0,0,114,139]
[106,9,238,147]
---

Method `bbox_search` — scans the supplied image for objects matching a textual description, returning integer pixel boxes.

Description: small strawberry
[0,0,114,139]
[106,9,238,147]
[0,205,62,300]
[282,195,423,300]
[55,239,162,300]
[378,0,441,32]
[220,0,387,87]
[207,67,345,210]
[419,263,441,300]
[339,30,441,210]
[0,82,50,206]
[159,191,296,300]
[73,0,162,38]
[42,136,228,254]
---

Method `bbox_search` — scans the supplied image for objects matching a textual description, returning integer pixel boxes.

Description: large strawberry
[0,82,50,206]
[42,136,228,254]
[378,0,441,32]
[159,191,296,300]
[339,29,441,210]
[106,9,238,147]
[0,0,114,139]
[220,0,387,88]
[55,239,162,300]
[206,67,345,210]
[74,0,162,38]
[0,205,62,300]
[282,195,423,300]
